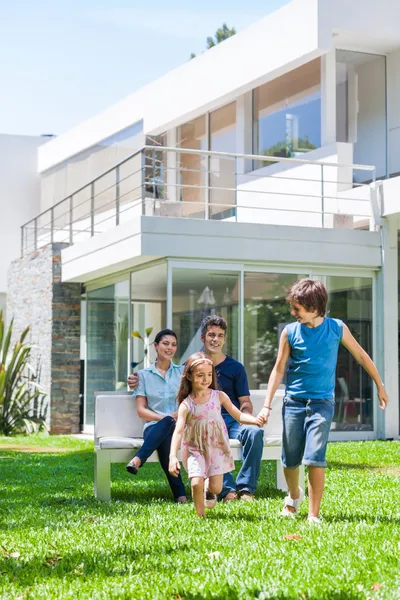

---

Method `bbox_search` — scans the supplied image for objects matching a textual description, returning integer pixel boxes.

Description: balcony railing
[21,146,380,256]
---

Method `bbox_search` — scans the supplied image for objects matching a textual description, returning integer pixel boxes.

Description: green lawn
[1,437,400,600]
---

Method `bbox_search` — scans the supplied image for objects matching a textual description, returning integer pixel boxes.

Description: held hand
[168,456,181,477]
[171,411,178,420]
[378,385,388,409]
[255,414,265,428]
[257,407,271,425]
[128,372,139,390]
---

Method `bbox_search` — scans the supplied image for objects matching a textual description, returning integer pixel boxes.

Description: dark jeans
[220,414,264,498]
[135,416,186,500]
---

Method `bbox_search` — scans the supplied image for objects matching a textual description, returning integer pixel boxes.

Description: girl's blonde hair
[177,352,218,404]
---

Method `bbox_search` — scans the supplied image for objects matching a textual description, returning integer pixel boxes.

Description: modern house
[6,0,400,440]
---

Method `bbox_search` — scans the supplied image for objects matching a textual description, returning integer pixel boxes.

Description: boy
[258,278,388,523]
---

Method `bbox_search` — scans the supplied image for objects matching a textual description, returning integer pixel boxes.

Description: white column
[166,128,178,202]
[321,50,337,146]
[380,214,399,439]
[236,91,253,176]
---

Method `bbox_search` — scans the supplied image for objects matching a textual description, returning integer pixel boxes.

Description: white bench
[94,391,305,501]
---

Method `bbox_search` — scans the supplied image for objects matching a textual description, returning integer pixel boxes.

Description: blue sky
[0,0,290,137]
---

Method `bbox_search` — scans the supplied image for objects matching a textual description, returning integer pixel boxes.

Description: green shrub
[0,312,47,435]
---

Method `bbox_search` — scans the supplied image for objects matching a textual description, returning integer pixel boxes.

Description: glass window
[244,272,306,390]
[85,280,130,426]
[40,120,144,211]
[131,263,167,368]
[178,116,207,217]
[210,102,236,220]
[172,268,239,364]
[254,59,321,164]
[326,275,373,431]
[336,50,387,182]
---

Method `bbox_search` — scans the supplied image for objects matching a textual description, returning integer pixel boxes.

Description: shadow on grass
[328,461,382,471]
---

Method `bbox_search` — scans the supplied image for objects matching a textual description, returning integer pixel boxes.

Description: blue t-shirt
[285,317,343,399]
[214,355,250,415]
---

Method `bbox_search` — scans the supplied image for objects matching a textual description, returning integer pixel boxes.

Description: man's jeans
[135,416,186,500]
[220,414,264,497]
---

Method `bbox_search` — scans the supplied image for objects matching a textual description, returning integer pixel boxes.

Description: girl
[169,352,263,517]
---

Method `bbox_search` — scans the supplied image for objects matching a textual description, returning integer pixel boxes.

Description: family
[127,279,388,521]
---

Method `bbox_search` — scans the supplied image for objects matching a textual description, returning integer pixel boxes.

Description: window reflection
[327,276,373,431]
[172,268,239,363]
[210,102,236,219]
[253,59,321,165]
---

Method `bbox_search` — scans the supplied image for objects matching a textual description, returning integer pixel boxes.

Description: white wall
[0,134,46,294]
[387,47,400,177]
[61,216,381,284]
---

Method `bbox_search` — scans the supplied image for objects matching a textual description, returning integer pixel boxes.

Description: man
[128,315,264,502]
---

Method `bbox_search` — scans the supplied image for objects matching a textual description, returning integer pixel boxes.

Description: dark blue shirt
[214,355,250,416]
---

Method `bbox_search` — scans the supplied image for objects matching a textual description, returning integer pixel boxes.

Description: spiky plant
[0,312,47,435]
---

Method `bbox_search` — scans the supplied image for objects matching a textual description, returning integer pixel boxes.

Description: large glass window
[336,50,387,182]
[85,280,129,426]
[210,102,236,219]
[178,116,207,217]
[244,272,306,390]
[40,120,144,212]
[172,268,239,364]
[130,263,167,368]
[254,59,321,163]
[326,275,373,431]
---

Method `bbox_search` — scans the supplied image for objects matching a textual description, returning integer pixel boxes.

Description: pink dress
[181,389,234,479]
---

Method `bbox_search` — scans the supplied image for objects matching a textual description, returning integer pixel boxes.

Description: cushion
[97,435,282,450]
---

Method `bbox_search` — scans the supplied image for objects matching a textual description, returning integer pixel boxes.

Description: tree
[191,23,236,59]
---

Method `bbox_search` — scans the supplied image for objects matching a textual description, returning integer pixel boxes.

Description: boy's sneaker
[307,516,323,525]
[204,479,217,509]
[281,487,304,517]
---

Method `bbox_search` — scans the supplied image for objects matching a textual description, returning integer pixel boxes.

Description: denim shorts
[281,396,335,468]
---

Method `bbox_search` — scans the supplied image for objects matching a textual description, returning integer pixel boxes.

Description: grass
[0,437,400,599]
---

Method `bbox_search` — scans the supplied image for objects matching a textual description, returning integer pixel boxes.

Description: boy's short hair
[286,279,328,317]
[200,315,228,338]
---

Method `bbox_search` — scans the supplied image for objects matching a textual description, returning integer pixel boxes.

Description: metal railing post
[90,183,95,236]
[34,218,37,251]
[21,226,24,257]
[152,148,156,202]
[321,164,325,228]
[50,207,54,244]
[234,156,238,222]
[69,196,73,244]
[141,150,146,215]
[116,165,120,225]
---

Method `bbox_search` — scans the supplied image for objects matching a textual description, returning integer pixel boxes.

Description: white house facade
[6,0,400,438]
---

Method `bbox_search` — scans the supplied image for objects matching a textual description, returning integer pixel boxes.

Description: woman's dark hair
[286,279,328,317]
[177,352,218,404]
[154,329,178,345]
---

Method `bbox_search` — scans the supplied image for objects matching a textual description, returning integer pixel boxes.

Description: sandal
[281,487,304,517]
[222,491,238,503]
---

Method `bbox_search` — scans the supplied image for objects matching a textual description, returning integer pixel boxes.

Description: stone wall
[7,244,81,434]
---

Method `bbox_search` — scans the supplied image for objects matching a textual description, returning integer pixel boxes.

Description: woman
[126,329,187,503]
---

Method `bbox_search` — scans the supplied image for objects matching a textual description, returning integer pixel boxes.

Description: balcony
[21,146,381,257]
